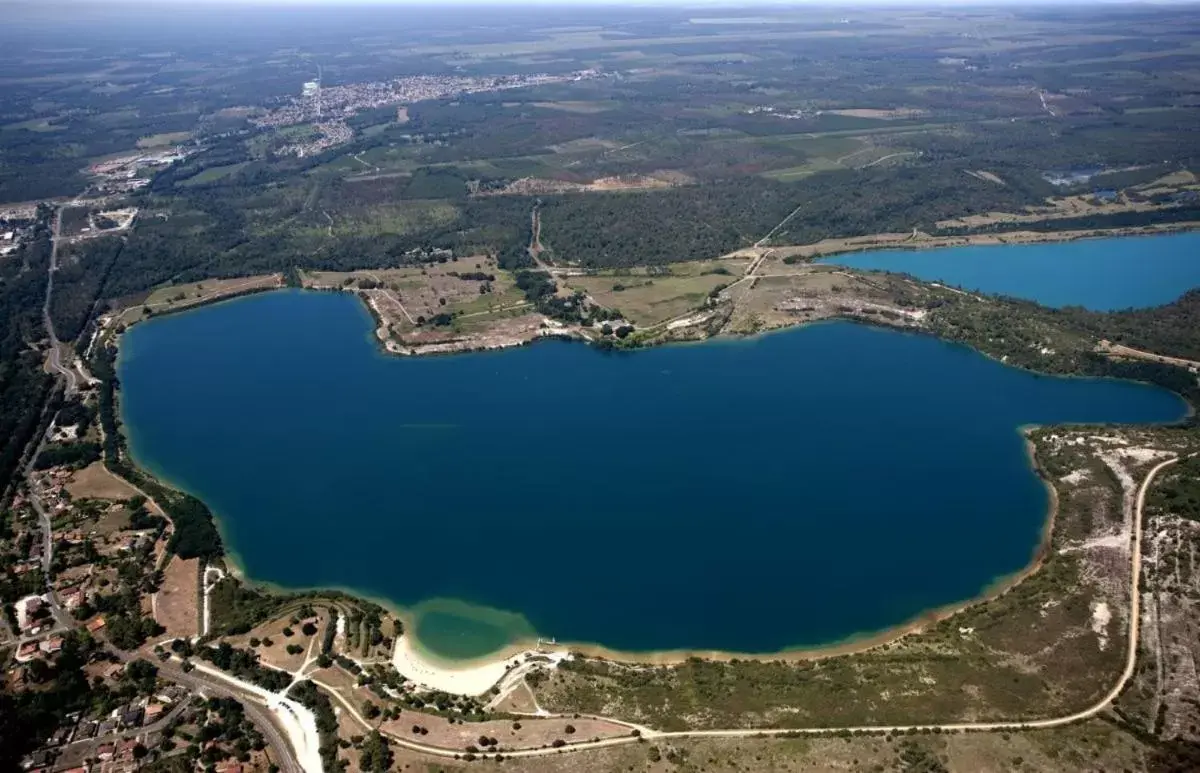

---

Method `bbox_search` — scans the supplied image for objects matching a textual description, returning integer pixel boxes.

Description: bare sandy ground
[153,555,200,640]
[392,635,575,697]
[392,634,521,695]
[67,462,139,500]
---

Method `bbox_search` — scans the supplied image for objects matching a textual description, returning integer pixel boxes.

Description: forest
[0,208,56,498]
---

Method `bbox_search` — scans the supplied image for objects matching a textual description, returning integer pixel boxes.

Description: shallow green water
[119,290,1186,660]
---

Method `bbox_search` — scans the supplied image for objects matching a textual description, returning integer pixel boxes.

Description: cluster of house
[22,464,159,602]
[21,687,189,773]
[254,70,602,129]
[15,617,106,663]
[0,210,35,257]
[85,149,190,194]
[16,629,64,661]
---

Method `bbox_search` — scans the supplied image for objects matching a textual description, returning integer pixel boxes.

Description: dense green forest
[0,208,55,497]
[50,237,125,342]
[1065,289,1200,362]
[1150,455,1200,522]
[538,165,1042,266]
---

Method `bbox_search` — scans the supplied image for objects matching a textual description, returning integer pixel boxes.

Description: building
[143,703,165,724]
[118,707,143,729]
[60,587,84,610]
[16,641,39,662]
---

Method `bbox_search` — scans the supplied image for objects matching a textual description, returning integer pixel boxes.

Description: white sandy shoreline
[391,633,570,696]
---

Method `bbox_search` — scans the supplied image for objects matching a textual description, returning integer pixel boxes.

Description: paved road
[19,203,302,773]
[59,698,189,754]
[107,649,304,773]
[43,206,77,394]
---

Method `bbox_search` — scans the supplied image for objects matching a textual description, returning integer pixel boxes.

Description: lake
[118,290,1186,662]
[822,231,1200,310]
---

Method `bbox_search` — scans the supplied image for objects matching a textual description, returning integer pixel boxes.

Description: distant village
[255,70,603,157]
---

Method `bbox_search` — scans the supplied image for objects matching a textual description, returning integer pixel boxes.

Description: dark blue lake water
[118,290,1186,660]
[823,232,1200,310]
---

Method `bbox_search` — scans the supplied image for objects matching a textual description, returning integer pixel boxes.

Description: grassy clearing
[116,275,282,326]
[306,257,525,335]
[67,462,140,501]
[136,131,191,148]
[531,100,620,114]
[562,259,748,326]
[3,117,61,132]
[179,162,248,186]
[548,137,620,154]
[329,200,460,238]
[228,610,327,673]
[155,556,200,640]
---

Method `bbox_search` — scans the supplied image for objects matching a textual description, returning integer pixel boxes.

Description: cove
[118,290,1186,661]
[822,231,1200,310]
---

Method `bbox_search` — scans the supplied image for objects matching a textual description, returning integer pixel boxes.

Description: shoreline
[131,422,1072,683]
[104,230,1194,691]
[775,220,1200,263]
[117,316,1185,673]
[108,222,1200,359]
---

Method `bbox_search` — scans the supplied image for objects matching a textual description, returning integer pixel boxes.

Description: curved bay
[118,289,1186,660]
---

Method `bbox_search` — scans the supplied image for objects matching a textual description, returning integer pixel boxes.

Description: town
[254,70,602,156]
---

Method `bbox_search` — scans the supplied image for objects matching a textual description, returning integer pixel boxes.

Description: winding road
[22,205,306,772]
[23,196,1185,768]
[305,456,1179,762]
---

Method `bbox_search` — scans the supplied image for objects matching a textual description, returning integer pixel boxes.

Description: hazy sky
[59,0,1171,5]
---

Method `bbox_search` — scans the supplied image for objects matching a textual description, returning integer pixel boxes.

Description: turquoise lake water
[823,231,1200,310]
[117,289,1186,660]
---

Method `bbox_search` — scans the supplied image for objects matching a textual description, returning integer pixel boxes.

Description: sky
[57,0,1188,5]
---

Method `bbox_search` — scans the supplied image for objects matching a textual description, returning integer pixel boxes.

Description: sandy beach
[392,634,526,695]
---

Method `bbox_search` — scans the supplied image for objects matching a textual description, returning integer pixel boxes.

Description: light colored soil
[492,680,540,714]
[530,101,617,114]
[136,131,191,148]
[560,259,750,327]
[154,556,200,640]
[933,193,1174,230]
[306,256,522,340]
[377,710,629,753]
[229,613,324,673]
[380,718,1148,773]
[769,221,1200,261]
[113,274,283,327]
[317,662,630,754]
[563,273,731,327]
[966,169,1007,186]
[1098,340,1200,371]
[484,170,693,196]
[337,710,366,773]
[67,462,139,501]
[1135,169,1196,189]
[828,107,926,119]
